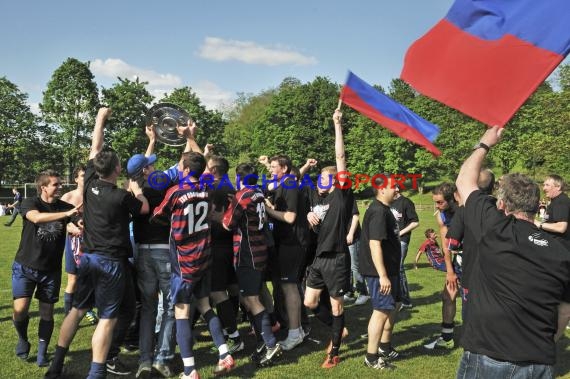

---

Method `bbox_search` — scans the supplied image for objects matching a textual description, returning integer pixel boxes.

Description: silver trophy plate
[146,103,192,146]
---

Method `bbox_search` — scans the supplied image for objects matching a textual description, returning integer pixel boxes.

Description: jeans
[136,247,175,364]
[349,240,367,295]
[457,351,553,379]
[399,241,411,305]
[5,206,20,226]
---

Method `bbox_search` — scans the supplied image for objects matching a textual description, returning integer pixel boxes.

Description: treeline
[1,58,569,188]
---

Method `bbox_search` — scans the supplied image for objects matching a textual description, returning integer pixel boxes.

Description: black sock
[441,322,454,341]
[253,311,276,348]
[216,300,238,335]
[47,345,68,374]
[13,316,29,341]
[229,294,240,317]
[379,342,391,352]
[330,313,345,356]
[37,319,54,361]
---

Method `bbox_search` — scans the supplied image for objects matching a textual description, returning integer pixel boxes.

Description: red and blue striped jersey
[222,187,267,270]
[152,182,211,282]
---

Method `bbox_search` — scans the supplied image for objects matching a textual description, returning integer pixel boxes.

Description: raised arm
[456,126,503,203]
[89,107,112,160]
[179,120,202,154]
[299,158,318,178]
[144,125,156,157]
[333,109,346,174]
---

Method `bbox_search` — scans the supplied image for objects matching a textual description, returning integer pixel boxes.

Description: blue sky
[2,0,456,111]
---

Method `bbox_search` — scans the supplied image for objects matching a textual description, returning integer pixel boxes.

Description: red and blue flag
[401,0,570,127]
[341,71,441,156]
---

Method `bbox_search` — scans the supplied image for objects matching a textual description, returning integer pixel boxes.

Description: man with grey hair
[537,174,569,242]
[455,126,570,378]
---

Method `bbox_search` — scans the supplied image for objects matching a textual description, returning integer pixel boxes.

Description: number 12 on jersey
[183,201,209,234]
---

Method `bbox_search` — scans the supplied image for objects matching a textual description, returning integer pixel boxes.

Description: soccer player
[151,152,234,379]
[12,170,79,367]
[221,163,282,366]
[304,109,354,368]
[358,176,400,371]
[45,107,150,379]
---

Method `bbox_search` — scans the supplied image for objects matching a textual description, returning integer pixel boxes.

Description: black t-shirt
[461,190,570,365]
[209,180,235,248]
[350,199,361,241]
[82,159,144,258]
[132,184,170,244]
[315,188,354,255]
[358,199,401,277]
[270,178,309,248]
[545,192,570,241]
[390,195,419,244]
[15,197,74,271]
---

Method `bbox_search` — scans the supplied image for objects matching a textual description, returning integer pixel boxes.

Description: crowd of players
[7,107,570,379]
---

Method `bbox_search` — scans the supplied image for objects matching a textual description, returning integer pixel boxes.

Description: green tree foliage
[40,58,99,181]
[0,77,53,184]
[101,77,154,164]
[250,76,340,171]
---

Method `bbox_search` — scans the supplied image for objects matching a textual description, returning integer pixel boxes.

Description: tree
[0,77,46,184]
[101,77,154,163]
[40,58,99,181]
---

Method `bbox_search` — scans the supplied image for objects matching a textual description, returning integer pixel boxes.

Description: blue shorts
[171,270,211,305]
[73,254,127,319]
[64,235,83,274]
[12,261,61,303]
[365,275,401,311]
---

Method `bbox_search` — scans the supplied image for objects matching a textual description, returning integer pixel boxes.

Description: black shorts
[277,244,306,283]
[236,266,263,296]
[171,270,212,304]
[210,245,237,292]
[306,251,351,298]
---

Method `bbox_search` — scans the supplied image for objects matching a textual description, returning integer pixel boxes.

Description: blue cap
[127,154,157,177]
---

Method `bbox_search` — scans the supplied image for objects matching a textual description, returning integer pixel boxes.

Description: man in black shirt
[304,109,354,368]
[358,176,401,371]
[11,170,78,367]
[45,108,149,379]
[537,174,570,242]
[389,187,419,308]
[455,127,570,378]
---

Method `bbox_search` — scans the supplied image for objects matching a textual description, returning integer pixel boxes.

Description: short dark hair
[497,173,540,217]
[208,155,229,176]
[236,163,258,185]
[425,228,435,238]
[269,155,292,174]
[94,148,120,178]
[432,182,456,203]
[36,169,60,193]
[180,152,206,179]
[73,164,87,179]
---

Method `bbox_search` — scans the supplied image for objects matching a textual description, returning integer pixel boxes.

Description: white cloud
[90,58,182,87]
[198,37,318,66]
[29,102,41,115]
[90,58,233,110]
[192,80,235,110]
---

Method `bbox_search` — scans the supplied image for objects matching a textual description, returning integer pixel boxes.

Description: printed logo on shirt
[390,208,403,222]
[37,221,64,242]
[528,233,549,247]
[91,187,100,195]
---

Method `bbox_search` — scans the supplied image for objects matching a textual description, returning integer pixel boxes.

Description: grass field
[0,194,569,379]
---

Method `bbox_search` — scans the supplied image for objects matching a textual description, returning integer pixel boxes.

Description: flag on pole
[401,0,570,127]
[341,71,441,156]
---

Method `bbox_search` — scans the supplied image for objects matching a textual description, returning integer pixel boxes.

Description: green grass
[1,209,569,379]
